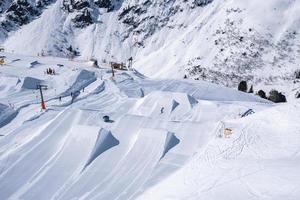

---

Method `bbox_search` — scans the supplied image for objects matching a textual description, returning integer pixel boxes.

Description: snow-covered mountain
[1,1,300,199]
[1,0,300,98]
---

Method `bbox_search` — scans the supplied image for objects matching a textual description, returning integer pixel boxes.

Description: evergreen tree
[257,90,267,99]
[238,81,248,92]
[268,90,287,103]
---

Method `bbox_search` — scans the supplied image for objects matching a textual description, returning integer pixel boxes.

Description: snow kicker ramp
[56,115,169,200]
[0,112,181,200]
[21,77,44,90]
[0,109,83,199]
[0,103,18,128]
[128,91,201,122]
[60,69,97,97]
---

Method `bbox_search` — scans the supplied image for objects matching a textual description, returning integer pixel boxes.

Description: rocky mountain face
[0,0,53,38]
[0,0,211,37]
[1,0,300,99]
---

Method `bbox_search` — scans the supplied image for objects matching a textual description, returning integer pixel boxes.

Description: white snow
[0,52,299,200]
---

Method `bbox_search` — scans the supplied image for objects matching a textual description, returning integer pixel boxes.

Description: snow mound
[0,103,18,128]
[91,81,105,95]
[130,91,198,118]
[171,100,180,112]
[84,128,120,169]
[161,132,180,159]
[187,94,198,108]
[61,69,96,96]
[21,77,43,90]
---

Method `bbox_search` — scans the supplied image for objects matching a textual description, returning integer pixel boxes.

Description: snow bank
[91,81,105,95]
[187,94,198,108]
[61,69,96,97]
[0,103,18,128]
[171,100,180,112]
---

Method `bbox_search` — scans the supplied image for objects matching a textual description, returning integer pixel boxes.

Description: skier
[160,107,164,114]
[59,96,62,101]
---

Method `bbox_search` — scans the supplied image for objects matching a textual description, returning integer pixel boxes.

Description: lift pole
[128,57,133,70]
[37,84,47,110]
[110,62,115,77]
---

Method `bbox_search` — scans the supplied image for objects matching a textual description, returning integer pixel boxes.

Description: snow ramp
[0,122,100,200]
[62,128,168,200]
[60,69,96,97]
[129,91,199,119]
[161,132,180,159]
[0,103,18,128]
[0,109,84,199]
[21,77,44,90]
[84,128,120,169]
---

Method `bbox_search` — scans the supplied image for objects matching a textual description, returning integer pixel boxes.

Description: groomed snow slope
[137,103,300,200]
[0,52,299,200]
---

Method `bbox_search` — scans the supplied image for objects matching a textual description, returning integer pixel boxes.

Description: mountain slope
[1,0,300,97]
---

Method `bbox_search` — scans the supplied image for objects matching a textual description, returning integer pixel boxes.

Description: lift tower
[37,84,47,110]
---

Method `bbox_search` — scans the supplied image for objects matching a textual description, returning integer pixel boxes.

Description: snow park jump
[0,52,299,200]
[1,0,300,197]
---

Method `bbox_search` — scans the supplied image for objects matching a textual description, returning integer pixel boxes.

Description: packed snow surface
[0,52,299,200]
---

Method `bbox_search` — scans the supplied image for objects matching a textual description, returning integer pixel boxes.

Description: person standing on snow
[160,107,164,114]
